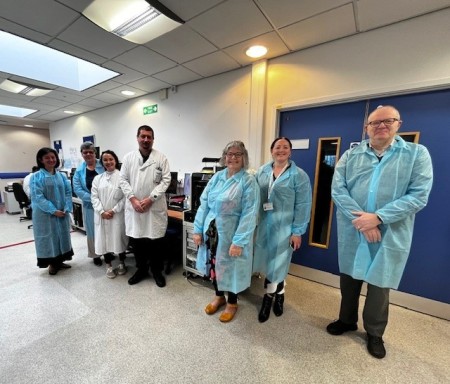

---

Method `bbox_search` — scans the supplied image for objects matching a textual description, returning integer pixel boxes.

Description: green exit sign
[143,104,158,115]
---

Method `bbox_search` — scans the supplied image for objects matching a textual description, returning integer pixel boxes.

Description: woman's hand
[290,235,302,251]
[54,210,65,217]
[193,234,203,246]
[229,244,243,257]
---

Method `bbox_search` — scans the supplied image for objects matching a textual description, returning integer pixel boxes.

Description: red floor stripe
[0,230,76,250]
[0,239,35,249]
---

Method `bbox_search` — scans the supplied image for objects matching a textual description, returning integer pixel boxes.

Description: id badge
[263,202,273,211]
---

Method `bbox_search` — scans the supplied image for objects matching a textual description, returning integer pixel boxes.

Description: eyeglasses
[367,118,399,128]
[82,151,95,155]
[226,152,243,159]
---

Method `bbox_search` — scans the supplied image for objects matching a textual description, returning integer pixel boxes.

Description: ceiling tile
[279,4,357,51]
[357,0,450,31]
[183,51,240,77]
[0,17,52,44]
[258,0,350,28]
[160,0,223,21]
[0,0,79,36]
[49,39,107,65]
[152,66,202,85]
[113,46,177,76]
[77,98,110,109]
[127,77,172,93]
[92,92,127,104]
[101,62,147,85]
[145,25,217,64]
[57,17,136,59]
[188,0,273,48]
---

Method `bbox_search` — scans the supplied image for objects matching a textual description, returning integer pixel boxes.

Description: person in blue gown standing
[253,137,312,323]
[73,142,104,266]
[193,141,259,323]
[31,147,73,275]
[326,105,433,359]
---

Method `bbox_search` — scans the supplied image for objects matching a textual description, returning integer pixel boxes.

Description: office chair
[12,182,33,229]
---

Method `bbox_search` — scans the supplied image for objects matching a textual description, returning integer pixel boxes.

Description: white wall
[50,67,252,177]
[0,125,50,193]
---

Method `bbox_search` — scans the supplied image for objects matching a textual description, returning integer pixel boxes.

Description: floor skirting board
[289,264,450,321]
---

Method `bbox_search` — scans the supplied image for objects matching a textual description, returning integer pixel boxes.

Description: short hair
[80,141,95,153]
[219,140,250,170]
[36,147,61,169]
[270,137,293,150]
[100,150,120,170]
[367,105,401,122]
[137,125,154,138]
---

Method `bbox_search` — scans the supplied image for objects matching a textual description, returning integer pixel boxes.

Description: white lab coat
[91,170,128,255]
[120,149,171,239]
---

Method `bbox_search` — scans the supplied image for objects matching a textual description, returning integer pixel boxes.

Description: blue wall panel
[280,89,450,304]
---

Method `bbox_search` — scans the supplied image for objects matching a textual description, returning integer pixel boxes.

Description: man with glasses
[326,105,433,358]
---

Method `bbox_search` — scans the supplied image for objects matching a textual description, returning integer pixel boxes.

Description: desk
[168,208,183,221]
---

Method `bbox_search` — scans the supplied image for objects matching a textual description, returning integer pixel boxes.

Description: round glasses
[367,118,399,128]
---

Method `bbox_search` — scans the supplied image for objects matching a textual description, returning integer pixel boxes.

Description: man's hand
[351,211,381,232]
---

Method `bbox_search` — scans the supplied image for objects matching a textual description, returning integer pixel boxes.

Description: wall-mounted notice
[291,139,309,150]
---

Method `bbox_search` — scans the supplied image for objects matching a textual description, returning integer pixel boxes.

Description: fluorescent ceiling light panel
[83,0,184,44]
[0,79,52,96]
[0,31,119,92]
[0,104,37,118]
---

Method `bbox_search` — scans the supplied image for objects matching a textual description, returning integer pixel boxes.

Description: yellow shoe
[219,303,238,323]
[204,296,226,315]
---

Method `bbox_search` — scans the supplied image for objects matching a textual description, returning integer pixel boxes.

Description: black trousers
[339,273,390,337]
[130,237,164,275]
[104,252,126,264]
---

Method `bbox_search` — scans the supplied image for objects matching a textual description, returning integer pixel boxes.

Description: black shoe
[58,262,71,269]
[128,270,149,285]
[153,273,166,288]
[367,334,386,359]
[258,294,273,323]
[326,319,358,335]
[273,293,284,317]
[93,257,102,266]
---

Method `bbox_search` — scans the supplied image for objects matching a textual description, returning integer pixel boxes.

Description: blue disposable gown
[253,160,312,283]
[194,169,260,293]
[30,169,73,266]
[73,160,104,239]
[332,136,433,289]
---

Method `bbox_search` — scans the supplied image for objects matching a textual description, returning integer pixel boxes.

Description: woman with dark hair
[73,141,104,266]
[253,137,312,322]
[30,147,74,275]
[91,150,128,278]
[193,140,259,323]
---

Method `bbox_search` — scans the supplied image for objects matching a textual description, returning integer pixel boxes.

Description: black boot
[273,293,284,317]
[258,294,273,323]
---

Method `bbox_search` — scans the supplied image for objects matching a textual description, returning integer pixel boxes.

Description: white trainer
[106,266,116,279]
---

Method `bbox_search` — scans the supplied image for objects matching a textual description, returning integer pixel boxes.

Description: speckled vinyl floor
[0,209,449,384]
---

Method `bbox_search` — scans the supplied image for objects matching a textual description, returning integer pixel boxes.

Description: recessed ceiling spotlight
[245,45,268,58]
[121,90,135,96]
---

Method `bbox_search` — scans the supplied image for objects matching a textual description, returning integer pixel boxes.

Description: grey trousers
[87,236,96,258]
[339,273,390,337]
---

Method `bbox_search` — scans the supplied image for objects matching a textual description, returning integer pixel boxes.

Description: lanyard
[268,163,289,200]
